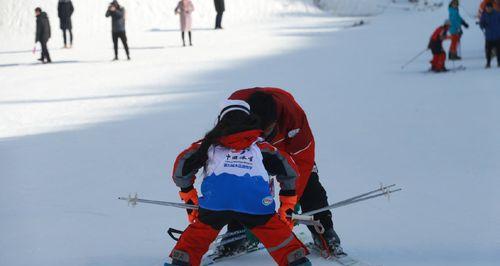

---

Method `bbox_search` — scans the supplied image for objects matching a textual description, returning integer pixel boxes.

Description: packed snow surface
[1,0,499,266]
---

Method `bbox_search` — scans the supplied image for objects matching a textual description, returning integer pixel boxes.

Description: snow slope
[1,1,500,266]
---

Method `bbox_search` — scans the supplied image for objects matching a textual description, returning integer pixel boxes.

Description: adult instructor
[225,87,345,257]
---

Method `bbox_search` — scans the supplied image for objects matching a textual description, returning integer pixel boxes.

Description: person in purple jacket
[480,2,500,67]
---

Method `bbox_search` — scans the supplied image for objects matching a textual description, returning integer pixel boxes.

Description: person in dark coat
[214,0,225,29]
[480,2,500,67]
[58,0,74,48]
[35,7,52,63]
[105,1,130,60]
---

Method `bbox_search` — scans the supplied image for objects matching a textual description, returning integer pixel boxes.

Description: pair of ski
[425,65,466,74]
[195,232,373,266]
[161,184,400,265]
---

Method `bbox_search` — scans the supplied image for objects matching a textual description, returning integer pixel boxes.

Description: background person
[448,0,469,60]
[428,20,451,72]
[480,2,500,68]
[214,0,225,29]
[175,0,195,47]
[105,0,130,60]
[35,7,52,63]
[58,0,74,48]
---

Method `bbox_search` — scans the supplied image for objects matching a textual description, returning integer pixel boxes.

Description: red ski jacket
[229,87,315,198]
[430,25,449,42]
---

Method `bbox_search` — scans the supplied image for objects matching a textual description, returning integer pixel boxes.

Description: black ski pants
[215,12,223,29]
[62,29,73,46]
[485,39,500,66]
[112,31,129,58]
[40,41,51,62]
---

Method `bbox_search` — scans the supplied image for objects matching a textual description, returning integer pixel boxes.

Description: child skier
[167,100,311,266]
[428,20,451,72]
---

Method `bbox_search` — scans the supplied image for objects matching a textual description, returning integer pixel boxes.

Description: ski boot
[164,259,188,266]
[288,248,312,266]
[216,235,258,257]
[312,228,347,258]
[290,257,312,266]
[166,250,190,266]
[448,52,461,60]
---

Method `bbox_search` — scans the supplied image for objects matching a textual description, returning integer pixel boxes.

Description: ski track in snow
[1,1,499,266]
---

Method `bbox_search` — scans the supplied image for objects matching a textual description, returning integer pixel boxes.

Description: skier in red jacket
[223,87,346,257]
[428,20,451,72]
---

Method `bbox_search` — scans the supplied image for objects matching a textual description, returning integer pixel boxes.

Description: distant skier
[35,7,52,64]
[168,100,311,266]
[448,0,469,60]
[428,20,451,72]
[175,0,194,47]
[58,0,74,48]
[480,2,500,68]
[105,0,130,60]
[224,88,346,258]
[214,0,225,29]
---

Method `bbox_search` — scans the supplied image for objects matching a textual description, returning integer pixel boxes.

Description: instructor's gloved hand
[279,194,297,229]
[179,187,199,224]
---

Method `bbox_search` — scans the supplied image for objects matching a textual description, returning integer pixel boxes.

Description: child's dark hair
[183,111,260,173]
[246,91,277,130]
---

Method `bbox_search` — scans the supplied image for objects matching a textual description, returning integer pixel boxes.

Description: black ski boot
[216,236,255,257]
[289,257,312,266]
[312,228,347,258]
[448,52,461,60]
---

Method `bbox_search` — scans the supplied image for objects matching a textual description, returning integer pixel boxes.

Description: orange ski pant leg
[248,214,309,266]
[170,221,220,266]
[450,34,461,54]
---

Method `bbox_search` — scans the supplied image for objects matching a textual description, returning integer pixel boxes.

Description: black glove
[462,21,469,28]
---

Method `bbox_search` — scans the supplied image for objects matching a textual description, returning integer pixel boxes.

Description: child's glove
[179,188,199,224]
[278,194,297,229]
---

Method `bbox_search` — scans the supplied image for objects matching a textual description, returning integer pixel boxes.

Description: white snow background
[1,0,499,266]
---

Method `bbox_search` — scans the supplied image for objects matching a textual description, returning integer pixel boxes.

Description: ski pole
[118,194,315,222]
[118,194,318,226]
[119,184,393,213]
[118,194,198,210]
[301,186,402,217]
[401,48,428,69]
[322,183,396,209]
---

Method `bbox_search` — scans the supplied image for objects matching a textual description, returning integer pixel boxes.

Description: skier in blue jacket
[448,0,469,60]
[480,2,500,67]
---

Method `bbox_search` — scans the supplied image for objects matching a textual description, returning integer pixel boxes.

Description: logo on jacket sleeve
[262,196,274,206]
[288,128,300,138]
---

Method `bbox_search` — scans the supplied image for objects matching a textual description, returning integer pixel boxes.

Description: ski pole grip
[291,214,314,221]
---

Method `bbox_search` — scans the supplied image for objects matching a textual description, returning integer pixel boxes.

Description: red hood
[219,130,263,150]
